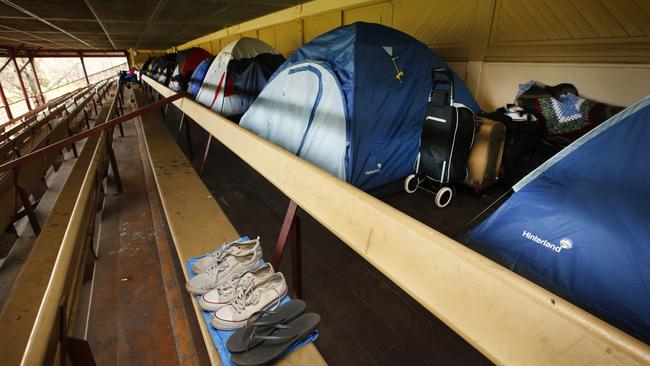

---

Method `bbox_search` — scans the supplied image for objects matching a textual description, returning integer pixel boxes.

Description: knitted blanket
[516,81,623,145]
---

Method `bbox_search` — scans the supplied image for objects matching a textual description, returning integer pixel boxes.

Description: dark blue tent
[188,57,213,98]
[466,97,650,342]
[241,22,479,191]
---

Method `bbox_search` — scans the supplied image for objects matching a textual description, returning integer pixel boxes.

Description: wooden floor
[163,106,503,366]
[86,121,182,364]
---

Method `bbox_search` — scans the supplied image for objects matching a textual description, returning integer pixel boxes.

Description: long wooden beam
[142,75,650,366]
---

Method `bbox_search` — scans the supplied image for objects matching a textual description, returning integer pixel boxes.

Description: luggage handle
[430,67,454,106]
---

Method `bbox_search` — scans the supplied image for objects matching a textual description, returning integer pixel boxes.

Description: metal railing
[0,63,128,125]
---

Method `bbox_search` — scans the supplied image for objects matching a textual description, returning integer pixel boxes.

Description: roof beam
[0,49,127,58]
[0,43,23,73]
[0,34,52,49]
[134,0,167,50]
[0,24,70,48]
[0,0,97,49]
[82,0,116,50]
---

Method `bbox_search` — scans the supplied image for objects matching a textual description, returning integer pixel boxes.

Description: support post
[0,82,13,120]
[176,113,185,142]
[200,135,211,175]
[59,300,97,366]
[12,56,31,111]
[16,186,41,236]
[29,57,45,104]
[79,54,90,86]
[106,131,124,194]
[185,117,194,162]
[271,201,303,299]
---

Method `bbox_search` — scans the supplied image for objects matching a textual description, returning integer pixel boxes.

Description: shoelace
[205,244,231,265]
[232,277,256,313]
[217,272,251,296]
[233,280,283,315]
[205,256,231,288]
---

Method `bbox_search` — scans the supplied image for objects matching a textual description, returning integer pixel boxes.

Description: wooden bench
[132,88,326,366]
[0,80,113,235]
[0,86,116,366]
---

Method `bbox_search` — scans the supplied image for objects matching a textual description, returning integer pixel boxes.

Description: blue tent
[466,97,650,342]
[240,22,479,191]
[188,57,213,98]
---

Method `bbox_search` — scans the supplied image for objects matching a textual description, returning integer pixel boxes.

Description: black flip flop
[230,313,320,366]
[227,299,306,353]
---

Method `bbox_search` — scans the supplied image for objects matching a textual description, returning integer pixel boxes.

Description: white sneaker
[211,272,288,330]
[186,250,262,295]
[191,237,262,275]
[199,263,275,312]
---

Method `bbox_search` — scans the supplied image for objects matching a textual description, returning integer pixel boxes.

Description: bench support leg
[17,186,41,236]
[107,144,124,194]
[59,302,97,366]
[68,128,79,158]
[185,117,194,162]
[84,110,90,129]
[200,135,211,175]
[271,200,303,299]
[176,113,185,142]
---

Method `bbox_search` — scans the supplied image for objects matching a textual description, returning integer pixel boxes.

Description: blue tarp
[188,57,213,98]
[241,22,479,191]
[466,97,650,342]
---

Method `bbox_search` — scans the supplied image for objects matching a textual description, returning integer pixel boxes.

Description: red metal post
[0,92,188,174]
[271,200,303,299]
[79,55,90,85]
[29,57,45,104]
[0,82,13,120]
[12,56,32,111]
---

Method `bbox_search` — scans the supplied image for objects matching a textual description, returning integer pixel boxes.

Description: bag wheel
[404,174,418,193]
[435,187,453,208]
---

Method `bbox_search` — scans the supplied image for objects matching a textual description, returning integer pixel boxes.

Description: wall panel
[210,39,221,54]
[136,0,650,112]
[303,11,342,43]
[258,21,302,57]
[476,62,650,110]
[342,2,392,25]
[392,0,477,50]
[220,34,241,50]
[199,41,212,53]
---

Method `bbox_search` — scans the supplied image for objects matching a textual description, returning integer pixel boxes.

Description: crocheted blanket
[516,81,623,144]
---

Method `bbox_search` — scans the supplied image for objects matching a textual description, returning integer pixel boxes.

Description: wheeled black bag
[419,68,475,183]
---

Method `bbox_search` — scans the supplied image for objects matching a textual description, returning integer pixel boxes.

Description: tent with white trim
[194,38,284,117]
[240,22,479,191]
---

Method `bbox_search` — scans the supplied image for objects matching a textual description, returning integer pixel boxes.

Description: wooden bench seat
[0,90,115,366]
[132,88,326,366]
